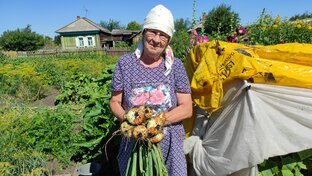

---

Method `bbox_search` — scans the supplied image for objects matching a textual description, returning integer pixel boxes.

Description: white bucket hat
[135,4,175,76]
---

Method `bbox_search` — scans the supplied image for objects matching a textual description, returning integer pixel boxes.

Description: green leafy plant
[25,106,80,165]
[0,63,45,101]
[56,64,119,162]
[0,25,45,51]
[246,8,312,45]
[258,149,312,176]
[171,30,191,62]
[204,4,240,37]
[0,104,78,175]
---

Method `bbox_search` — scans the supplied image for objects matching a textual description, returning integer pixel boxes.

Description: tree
[170,18,192,62]
[99,19,124,31]
[170,30,191,62]
[0,25,45,51]
[174,18,191,32]
[54,35,61,46]
[126,21,142,30]
[204,4,240,36]
[43,36,55,48]
[289,12,312,21]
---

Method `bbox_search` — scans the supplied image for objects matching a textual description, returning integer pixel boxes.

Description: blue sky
[1,0,311,38]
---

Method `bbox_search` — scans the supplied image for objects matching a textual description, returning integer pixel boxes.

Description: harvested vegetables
[106,105,168,176]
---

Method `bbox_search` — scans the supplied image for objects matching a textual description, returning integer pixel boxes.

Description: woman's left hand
[163,92,192,125]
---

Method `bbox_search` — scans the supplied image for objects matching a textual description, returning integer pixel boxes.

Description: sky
[1,0,311,38]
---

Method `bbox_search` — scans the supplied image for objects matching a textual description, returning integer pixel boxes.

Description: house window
[78,37,84,47]
[76,36,95,47]
[86,36,95,47]
[87,37,93,46]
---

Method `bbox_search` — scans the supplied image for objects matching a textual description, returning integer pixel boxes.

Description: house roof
[111,29,140,35]
[55,16,111,34]
[187,23,203,33]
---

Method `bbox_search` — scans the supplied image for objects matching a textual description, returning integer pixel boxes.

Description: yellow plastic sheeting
[185,40,312,114]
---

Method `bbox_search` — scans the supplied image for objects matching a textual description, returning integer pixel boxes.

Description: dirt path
[33,87,60,106]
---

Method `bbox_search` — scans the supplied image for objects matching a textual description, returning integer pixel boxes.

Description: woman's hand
[163,92,192,125]
[110,91,126,122]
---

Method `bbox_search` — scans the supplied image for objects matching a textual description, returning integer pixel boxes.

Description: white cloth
[184,79,312,176]
[143,4,175,38]
[135,4,175,76]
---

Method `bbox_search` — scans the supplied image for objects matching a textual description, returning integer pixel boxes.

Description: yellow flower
[273,24,278,28]
[308,25,312,30]
[296,24,302,28]
[275,16,281,23]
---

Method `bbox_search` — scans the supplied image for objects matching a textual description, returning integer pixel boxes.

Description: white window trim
[75,36,96,48]
[86,35,95,47]
[76,36,85,48]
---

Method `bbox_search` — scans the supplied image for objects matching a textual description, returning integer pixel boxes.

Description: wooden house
[112,29,141,46]
[56,16,140,50]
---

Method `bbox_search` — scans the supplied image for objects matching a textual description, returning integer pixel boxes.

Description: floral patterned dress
[111,53,191,176]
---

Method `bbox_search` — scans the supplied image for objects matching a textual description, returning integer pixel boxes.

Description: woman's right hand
[110,91,126,122]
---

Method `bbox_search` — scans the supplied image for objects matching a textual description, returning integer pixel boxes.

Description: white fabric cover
[184,79,312,176]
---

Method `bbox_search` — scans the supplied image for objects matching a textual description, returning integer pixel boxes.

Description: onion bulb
[154,112,165,126]
[133,125,148,140]
[125,108,138,125]
[150,133,165,143]
[120,121,134,138]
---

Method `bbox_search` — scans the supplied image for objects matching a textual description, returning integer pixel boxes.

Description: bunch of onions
[120,105,168,176]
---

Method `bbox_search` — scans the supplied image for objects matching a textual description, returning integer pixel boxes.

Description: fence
[13,47,131,57]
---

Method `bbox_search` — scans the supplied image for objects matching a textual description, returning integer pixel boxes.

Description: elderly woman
[110,4,192,176]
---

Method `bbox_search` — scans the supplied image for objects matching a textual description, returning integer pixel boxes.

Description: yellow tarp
[186,40,312,113]
[183,41,312,136]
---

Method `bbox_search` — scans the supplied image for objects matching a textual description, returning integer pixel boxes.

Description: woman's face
[143,29,170,59]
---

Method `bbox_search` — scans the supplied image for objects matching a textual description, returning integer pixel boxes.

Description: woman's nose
[152,34,161,43]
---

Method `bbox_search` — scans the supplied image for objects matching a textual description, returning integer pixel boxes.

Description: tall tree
[99,19,124,31]
[126,21,142,30]
[174,18,191,32]
[204,4,240,36]
[289,12,312,21]
[170,18,192,62]
[54,35,61,46]
[0,25,45,51]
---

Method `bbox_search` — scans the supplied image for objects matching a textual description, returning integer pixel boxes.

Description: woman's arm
[110,91,126,122]
[164,92,193,125]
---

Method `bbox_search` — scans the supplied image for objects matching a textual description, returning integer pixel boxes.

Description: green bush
[204,4,240,36]
[0,53,119,101]
[247,9,312,45]
[0,25,45,51]
[25,105,81,165]
[0,55,120,174]
[0,104,80,175]
[258,149,312,176]
[56,65,118,162]
[0,63,45,101]
[115,41,129,48]
[171,30,191,62]
[0,51,6,62]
